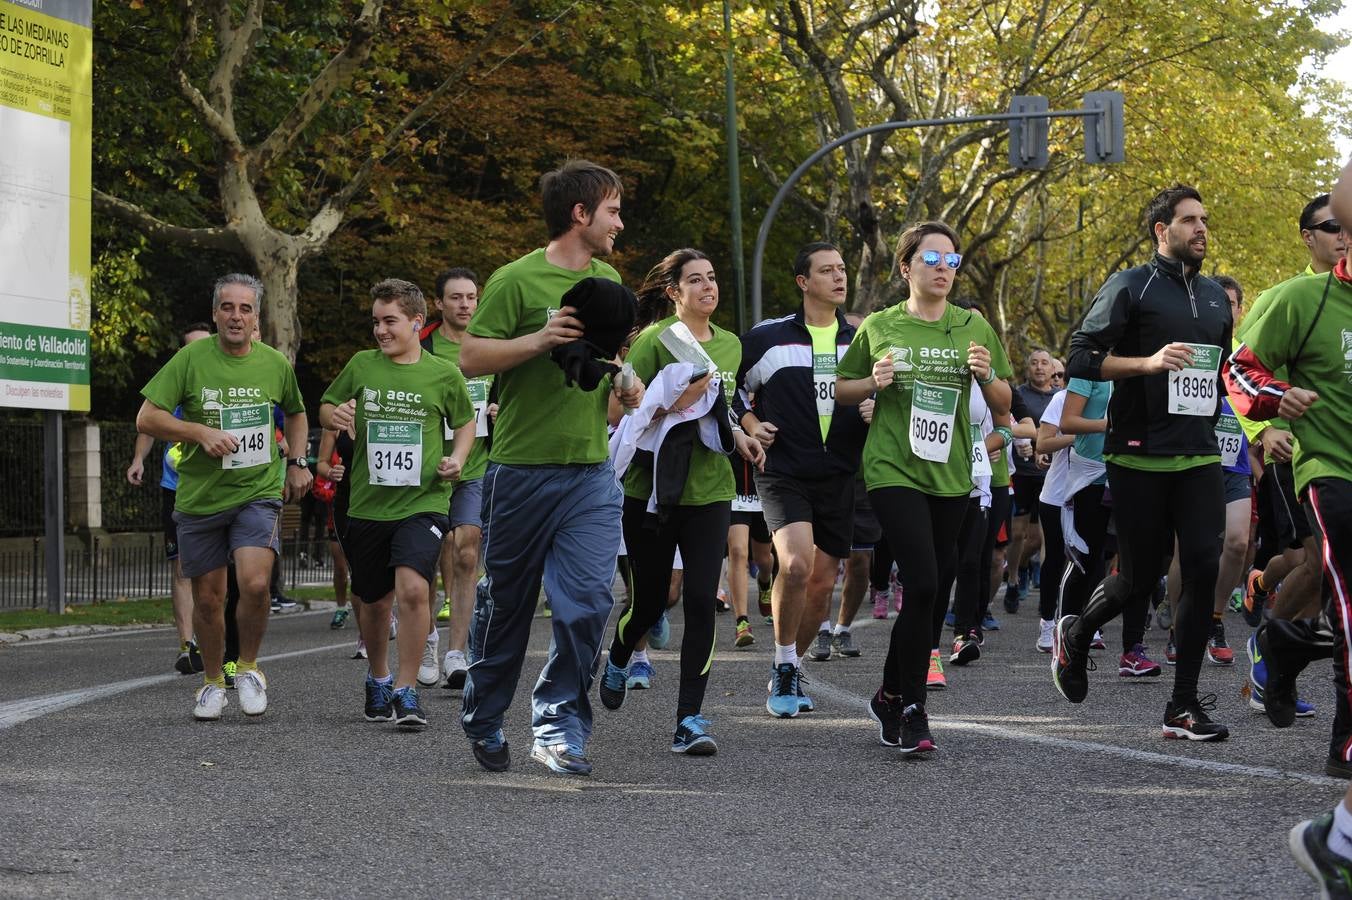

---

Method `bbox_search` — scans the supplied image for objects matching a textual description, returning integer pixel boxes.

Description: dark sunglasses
[920,250,963,269]
[1309,219,1342,235]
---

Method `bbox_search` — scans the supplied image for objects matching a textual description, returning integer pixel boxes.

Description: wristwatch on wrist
[287,457,309,469]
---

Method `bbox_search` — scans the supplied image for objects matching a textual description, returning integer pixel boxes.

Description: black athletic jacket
[1068,252,1232,457]
[733,307,865,479]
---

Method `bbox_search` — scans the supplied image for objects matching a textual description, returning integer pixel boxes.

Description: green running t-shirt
[428,329,493,483]
[320,349,474,522]
[837,302,1013,496]
[468,249,622,466]
[1237,270,1352,493]
[622,316,741,506]
[141,338,304,516]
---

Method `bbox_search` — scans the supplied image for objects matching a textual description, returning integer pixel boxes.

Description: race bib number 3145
[368,420,422,486]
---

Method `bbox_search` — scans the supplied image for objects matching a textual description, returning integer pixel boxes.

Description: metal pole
[723,0,747,334]
[43,411,65,614]
[749,107,1098,323]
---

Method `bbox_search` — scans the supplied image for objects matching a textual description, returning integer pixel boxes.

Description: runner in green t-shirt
[136,274,311,723]
[598,249,763,755]
[419,266,495,692]
[456,160,643,777]
[836,221,1011,755]
[320,279,475,731]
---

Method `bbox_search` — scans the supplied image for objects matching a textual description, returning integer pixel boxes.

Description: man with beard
[1053,185,1233,742]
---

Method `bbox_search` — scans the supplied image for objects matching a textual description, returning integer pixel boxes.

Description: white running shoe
[418,634,441,687]
[443,649,469,690]
[193,683,228,720]
[389,611,399,640]
[1037,619,1055,653]
[235,668,269,716]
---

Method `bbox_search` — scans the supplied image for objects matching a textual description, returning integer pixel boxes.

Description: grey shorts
[173,498,282,578]
[1224,469,1251,505]
[449,477,484,530]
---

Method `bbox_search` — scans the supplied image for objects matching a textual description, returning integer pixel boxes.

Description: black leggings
[610,496,730,723]
[1074,462,1222,704]
[949,497,990,638]
[979,487,1011,619]
[1037,501,1067,622]
[870,534,894,592]
[871,486,968,706]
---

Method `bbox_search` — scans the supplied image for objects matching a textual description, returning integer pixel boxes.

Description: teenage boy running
[320,279,474,730]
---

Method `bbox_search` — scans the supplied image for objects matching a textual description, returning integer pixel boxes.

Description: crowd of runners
[131,155,1352,895]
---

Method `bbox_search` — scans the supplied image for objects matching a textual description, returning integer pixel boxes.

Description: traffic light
[1083,91,1124,163]
[1008,95,1049,170]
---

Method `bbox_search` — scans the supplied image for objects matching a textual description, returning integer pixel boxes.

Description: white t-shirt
[968,379,993,507]
[1038,390,1072,507]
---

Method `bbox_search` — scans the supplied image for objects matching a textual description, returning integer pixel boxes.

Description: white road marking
[806,674,1345,789]
[0,641,352,730]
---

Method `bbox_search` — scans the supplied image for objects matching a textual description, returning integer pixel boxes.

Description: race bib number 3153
[367,420,422,486]
[1168,343,1222,416]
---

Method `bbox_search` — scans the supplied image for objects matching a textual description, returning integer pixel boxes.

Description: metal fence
[101,422,165,532]
[0,419,49,537]
[0,533,340,611]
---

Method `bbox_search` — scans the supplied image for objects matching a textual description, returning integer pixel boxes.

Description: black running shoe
[1258,625,1298,728]
[186,640,204,673]
[1002,581,1019,614]
[868,688,903,746]
[1327,757,1352,780]
[899,703,936,755]
[364,676,394,722]
[1289,813,1352,899]
[174,649,193,675]
[472,731,511,772]
[391,686,427,731]
[1051,615,1092,703]
[949,631,981,666]
[1162,694,1229,742]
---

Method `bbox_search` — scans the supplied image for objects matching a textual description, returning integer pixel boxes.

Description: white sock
[818,619,831,633]
[1330,802,1352,859]
[368,671,393,685]
[833,623,849,636]
[797,654,806,669]
[632,649,650,664]
[774,643,796,666]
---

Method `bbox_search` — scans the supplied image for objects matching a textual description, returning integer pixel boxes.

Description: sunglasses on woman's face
[1309,219,1342,235]
[920,250,963,269]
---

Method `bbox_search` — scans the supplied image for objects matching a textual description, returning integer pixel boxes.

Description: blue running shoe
[944,608,956,627]
[1297,698,1317,717]
[599,657,628,710]
[627,659,654,690]
[391,686,427,730]
[1248,680,1315,717]
[1247,633,1267,692]
[982,613,1001,632]
[648,613,671,650]
[796,668,815,713]
[363,675,394,722]
[671,714,718,755]
[766,663,799,718]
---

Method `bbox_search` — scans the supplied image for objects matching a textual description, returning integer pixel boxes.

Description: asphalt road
[0,590,1338,898]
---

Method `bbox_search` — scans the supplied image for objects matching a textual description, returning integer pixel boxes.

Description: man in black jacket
[1053,184,1232,742]
[735,242,867,717]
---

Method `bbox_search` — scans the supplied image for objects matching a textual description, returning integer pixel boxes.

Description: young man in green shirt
[320,278,475,730]
[458,160,643,776]
[419,266,494,691]
[137,274,311,721]
[1284,151,1352,900]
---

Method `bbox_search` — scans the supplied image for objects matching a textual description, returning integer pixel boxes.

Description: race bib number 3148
[221,403,271,470]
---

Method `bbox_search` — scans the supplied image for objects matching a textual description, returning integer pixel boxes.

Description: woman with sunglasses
[837,221,1012,754]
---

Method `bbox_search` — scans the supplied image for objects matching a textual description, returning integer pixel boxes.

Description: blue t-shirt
[1219,397,1251,477]
[1066,378,1111,463]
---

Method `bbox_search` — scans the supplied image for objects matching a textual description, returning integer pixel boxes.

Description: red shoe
[926,650,946,690]
[1119,643,1162,677]
[1207,621,1234,666]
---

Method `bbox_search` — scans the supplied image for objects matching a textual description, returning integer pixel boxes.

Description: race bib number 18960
[1168,343,1221,416]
